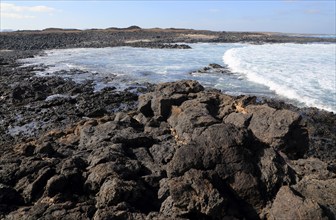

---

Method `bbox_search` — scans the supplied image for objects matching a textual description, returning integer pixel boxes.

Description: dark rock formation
[189,63,233,75]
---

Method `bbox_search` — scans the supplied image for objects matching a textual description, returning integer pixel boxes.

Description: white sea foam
[223,43,336,112]
[20,43,336,112]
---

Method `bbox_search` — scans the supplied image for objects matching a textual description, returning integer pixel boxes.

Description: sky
[1,1,335,34]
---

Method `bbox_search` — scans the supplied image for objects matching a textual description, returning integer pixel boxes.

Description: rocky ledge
[0,78,335,219]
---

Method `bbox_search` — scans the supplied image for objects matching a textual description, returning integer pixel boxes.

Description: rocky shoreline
[1,27,335,50]
[0,30,336,219]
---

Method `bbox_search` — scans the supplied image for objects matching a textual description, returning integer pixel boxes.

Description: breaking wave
[223,43,336,112]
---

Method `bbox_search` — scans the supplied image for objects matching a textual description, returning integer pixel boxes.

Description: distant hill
[42,28,80,32]
[0,29,16,32]
[106,26,142,30]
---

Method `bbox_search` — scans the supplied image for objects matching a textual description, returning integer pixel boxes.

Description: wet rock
[209,63,223,69]
[189,63,232,75]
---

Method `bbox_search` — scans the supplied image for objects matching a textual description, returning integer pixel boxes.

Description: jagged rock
[34,142,55,157]
[45,175,67,197]
[209,63,224,69]
[257,148,296,198]
[290,157,335,179]
[247,105,309,158]
[223,112,252,128]
[138,93,154,117]
[96,178,141,209]
[93,207,145,220]
[149,144,175,165]
[141,80,204,120]
[87,144,125,167]
[85,156,144,193]
[155,80,204,96]
[0,73,334,220]
[290,158,336,218]
[268,186,325,220]
[160,169,226,218]
[85,162,118,192]
[20,167,55,203]
[166,123,265,216]
[4,201,95,220]
[167,99,219,143]
[189,63,232,75]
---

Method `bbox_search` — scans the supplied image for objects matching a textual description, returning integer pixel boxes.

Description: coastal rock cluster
[1,59,335,220]
[189,63,232,75]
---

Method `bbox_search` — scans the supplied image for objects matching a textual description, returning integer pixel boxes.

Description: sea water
[20,43,336,112]
[224,43,336,112]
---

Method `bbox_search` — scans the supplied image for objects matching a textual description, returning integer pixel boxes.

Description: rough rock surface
[1,51,335,219]
[268,186,325,220]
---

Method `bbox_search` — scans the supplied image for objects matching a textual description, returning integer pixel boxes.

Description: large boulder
[138,80,204,120]
[247,105,308,158]
[167,98,219,144]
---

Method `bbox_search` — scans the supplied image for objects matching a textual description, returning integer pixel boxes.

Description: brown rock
[268,186,324,220]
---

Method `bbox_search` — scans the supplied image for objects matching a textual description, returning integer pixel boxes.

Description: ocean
[20,43,336,112]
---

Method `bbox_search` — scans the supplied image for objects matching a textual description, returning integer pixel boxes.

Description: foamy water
[223,43,336,112]
[20,43,336,112]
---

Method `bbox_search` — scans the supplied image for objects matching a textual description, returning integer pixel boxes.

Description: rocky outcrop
[1,77,335,219]
[189,63,233,75]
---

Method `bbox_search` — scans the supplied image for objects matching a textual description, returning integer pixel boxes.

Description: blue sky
[1,1,335,34]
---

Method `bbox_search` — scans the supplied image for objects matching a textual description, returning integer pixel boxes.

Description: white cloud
[1,3,55,13]
[0,2,56,20]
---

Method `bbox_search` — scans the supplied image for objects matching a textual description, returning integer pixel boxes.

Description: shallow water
[20,42,336,112]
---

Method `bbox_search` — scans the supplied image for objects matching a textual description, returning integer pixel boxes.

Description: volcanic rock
[0,73,335,219]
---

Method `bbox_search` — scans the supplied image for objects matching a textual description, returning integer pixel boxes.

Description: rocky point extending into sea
[0,28,335,219]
